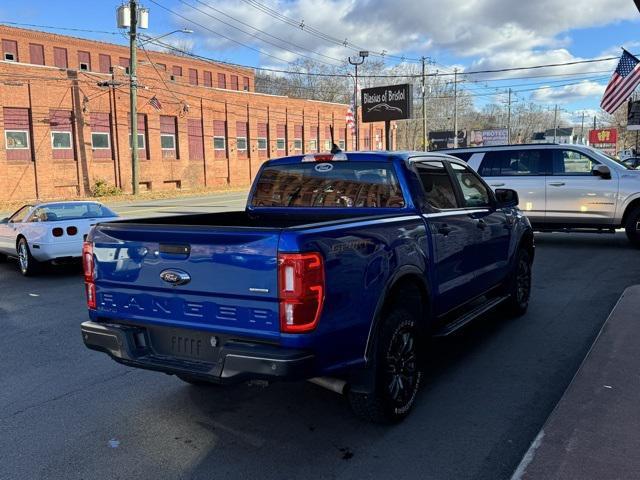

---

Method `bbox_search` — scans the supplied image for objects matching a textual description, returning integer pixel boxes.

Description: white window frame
[338,140,345,150]
[294,139,302,150]
[128,133,146,149]
[79,62,89,71]
[213,136,226,150]
[324,139,332,151]
[160,133,176,150]
[236,136,247,151]
[5,130,30,150]
[91,132,110,149]
[257,137,267,150]
[4,52,15,62]
[308,139,318,151]
[276,138,286,150]
[51,131,73,150]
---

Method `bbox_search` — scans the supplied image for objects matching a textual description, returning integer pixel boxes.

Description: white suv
[441,144,640,246]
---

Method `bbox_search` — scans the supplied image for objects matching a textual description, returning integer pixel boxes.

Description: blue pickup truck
[81,150,534,423]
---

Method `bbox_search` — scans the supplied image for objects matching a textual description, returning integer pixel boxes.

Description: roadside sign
[361,84,413,123]
[469,128,508,146]
[628,100,640,131]
[589,128,617,156]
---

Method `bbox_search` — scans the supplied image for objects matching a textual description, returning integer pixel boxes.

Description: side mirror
[592,164,611,179]
[0,217,8,224]
[495,188,519,208]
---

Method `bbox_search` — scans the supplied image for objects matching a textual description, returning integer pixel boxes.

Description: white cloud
[172,0,639,65]
[531,80,606,104]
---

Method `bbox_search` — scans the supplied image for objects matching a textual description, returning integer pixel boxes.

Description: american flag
[149,96,162,110]
[600,50,640,114]
[346,103,356,134]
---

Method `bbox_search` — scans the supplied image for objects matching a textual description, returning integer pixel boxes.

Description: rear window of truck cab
[251,161,405,208]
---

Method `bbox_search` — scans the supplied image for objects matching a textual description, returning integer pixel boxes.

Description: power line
[0,20,122,36]
[180,0,343,66]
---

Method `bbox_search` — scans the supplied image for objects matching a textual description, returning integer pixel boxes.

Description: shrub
[91,179,122,197]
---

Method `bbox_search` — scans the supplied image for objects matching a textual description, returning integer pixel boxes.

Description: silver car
[441,144,640,247]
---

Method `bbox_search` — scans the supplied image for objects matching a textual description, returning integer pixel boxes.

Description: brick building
[0,25,389,202]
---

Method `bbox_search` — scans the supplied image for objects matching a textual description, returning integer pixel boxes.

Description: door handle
[475,219,487,229]
[548,182,565,187]
[437,225,453,236]
[490,183,505,187]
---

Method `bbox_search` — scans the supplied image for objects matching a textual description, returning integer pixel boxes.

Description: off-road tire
[501,248,532,317]
[624,206,640,248]
[348,307,422,424]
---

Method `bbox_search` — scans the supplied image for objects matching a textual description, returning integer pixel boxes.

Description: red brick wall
[0,25,391,202]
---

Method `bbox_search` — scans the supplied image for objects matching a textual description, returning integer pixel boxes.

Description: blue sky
[3,0,640,121]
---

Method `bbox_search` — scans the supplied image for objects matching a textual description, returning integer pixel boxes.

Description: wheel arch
[517,228,535,262]
[621,197,640,228]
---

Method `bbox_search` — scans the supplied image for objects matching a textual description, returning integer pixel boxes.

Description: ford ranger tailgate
[91,223,280,340]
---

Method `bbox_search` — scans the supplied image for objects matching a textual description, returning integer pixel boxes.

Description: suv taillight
[82,241,96,309]
[278,252,325,333]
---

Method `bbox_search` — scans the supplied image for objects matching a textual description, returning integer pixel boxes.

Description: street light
[348,50,368,149]
[139,28,193,46]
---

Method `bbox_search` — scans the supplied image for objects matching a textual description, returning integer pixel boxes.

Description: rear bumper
[31,240,82,261]
[80,321,315,383]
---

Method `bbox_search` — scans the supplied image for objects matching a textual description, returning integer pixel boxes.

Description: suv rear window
[479,150,548,176]
[251,162,405,208]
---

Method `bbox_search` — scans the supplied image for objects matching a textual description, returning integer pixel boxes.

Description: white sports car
[0,201,119,276]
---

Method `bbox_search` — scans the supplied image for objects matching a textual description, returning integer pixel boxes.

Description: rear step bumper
[80,321,314,384]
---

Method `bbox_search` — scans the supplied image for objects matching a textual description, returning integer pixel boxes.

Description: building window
[2,39,18,62]
[156,63,166,70]
[338,140,345,150]
[276,138,286,150]
[204,71,212,87]
[309,139,317,151]
[325,139,332,151]
[161,134,176,150]
[29,43,45,65]
[78,51,91,71]
[172,65,182,77]
[213,136,226,150]
[53,47,68,68]
[242,77,250,91]
[99,54,111,74]
[129,133,146,149]
[257,137,267,150]
[231,75,239,90]
[294,139,302,150]
[91,132,110,149]
[51,131,72,149]
[188,68,198,85]
[237,136,247,150]
[217,73,226,89]
[5,130,29,149]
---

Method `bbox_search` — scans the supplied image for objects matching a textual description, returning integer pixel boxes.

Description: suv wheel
[624,206,640,248]
[502,248,532,316]
[348,307,422,423]
[17,238,40,276]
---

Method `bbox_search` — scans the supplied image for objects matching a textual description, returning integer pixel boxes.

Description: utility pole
[129,0,139,195]
[421,56,427,151]
[506,88,512,144]
[453,68,458,148]
[553,104,558,143]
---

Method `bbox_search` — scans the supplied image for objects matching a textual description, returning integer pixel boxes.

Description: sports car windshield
[30,203,117,222]
[251,161,405,208]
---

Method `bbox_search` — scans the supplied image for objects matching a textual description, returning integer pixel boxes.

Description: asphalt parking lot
[1,196,639,480]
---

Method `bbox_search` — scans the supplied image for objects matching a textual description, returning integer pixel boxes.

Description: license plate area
[146,326,220,363]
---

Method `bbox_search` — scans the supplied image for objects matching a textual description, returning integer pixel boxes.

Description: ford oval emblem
[314,162,334,172]
[160,269,191,286]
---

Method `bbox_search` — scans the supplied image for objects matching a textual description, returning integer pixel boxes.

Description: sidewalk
[512,285,640,480]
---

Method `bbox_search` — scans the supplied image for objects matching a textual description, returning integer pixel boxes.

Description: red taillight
[83,241,96,309]
[67,226,78,236]
[278,252,325,333]
[52,227,64,237]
